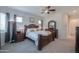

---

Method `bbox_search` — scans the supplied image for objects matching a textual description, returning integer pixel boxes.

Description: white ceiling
[8,6,79,18]
[8,6,43,15]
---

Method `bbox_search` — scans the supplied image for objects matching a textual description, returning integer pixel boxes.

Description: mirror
[48,20,56,29]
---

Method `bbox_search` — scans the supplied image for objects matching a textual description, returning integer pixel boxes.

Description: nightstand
[16,31,25,42]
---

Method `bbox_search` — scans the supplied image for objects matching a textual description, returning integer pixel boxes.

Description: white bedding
[26,30,51,46]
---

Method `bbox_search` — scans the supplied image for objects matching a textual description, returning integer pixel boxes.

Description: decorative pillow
[30,29,35,32]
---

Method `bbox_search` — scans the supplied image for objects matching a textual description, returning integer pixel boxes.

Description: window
[0,13,6,31]
[16,16,23,23]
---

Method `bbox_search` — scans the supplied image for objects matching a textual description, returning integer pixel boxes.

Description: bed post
[24,25,27,39]
[38,34,42,50]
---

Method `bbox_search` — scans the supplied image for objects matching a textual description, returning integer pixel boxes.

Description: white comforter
[26,31,51,46]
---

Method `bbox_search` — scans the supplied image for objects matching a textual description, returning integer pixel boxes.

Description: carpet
[0,39,75,53]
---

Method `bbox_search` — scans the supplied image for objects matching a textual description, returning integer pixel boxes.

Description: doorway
[64,14,79,40]
[68,19,77,40]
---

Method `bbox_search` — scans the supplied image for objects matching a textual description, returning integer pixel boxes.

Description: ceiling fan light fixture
[45,10,48,13]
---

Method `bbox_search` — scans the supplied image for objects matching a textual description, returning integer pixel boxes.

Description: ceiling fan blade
[41,11,44,14]
[49,9,56,11]
[47,6,51,9]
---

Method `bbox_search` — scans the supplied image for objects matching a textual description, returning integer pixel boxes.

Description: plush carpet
[0,39,75,53]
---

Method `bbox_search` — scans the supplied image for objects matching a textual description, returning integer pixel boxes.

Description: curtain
[12,15,16,43]
[5,13,10,42]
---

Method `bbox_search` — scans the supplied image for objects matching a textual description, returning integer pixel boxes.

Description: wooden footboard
[38,32,54,50]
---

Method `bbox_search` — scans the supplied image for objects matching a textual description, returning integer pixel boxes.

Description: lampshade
[38,20,41,24]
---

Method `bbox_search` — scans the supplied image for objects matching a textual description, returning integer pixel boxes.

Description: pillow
[27,28,38,32]
[48,31,52,35]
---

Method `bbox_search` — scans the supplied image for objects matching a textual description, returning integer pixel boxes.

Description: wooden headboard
[25,24,39,28]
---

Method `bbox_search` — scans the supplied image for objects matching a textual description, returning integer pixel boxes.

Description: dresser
[16,31,25,42]
[45,28,58,39]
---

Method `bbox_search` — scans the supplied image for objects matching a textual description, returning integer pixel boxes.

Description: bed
[24,24,54,50]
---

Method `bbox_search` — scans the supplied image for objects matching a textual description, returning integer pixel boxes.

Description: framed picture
[29,17,35,23]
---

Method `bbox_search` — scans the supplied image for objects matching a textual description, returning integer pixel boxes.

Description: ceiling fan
[41,6,56,14]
